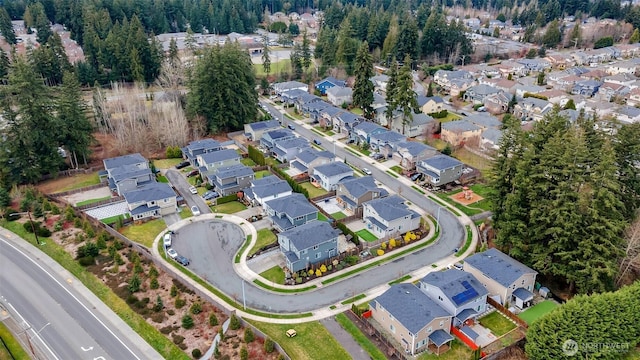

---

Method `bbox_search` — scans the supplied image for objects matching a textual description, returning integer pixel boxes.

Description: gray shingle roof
[104,153,146,170]
[481,128,503,144]
[296,148,335,164]
[279,220,341,250]
[370,130,406,144]
[429,330,454,347]
[464,114,502,128]
[421,269,487,307]
[263,129,295,141]
[122,182,175,203]
[264,193,317,218]
[109,164,151,182]
[313,161,353,177]
[420,155,463,171]
[340,176,384,198]
[275,137,309,150]
[396,141,436,157]
[364,195,413,221]
[246,120,281,131]
[374,283,451,334]
[250,178,292,198]
[354,121,385,134]
[251,175,280,187]
[273,81,308,92]
[411,113,435,126]
[326,86,353,97]
[198,149,240,164]
[183,139,221,153]
[464,248,537,288]
[442,120,481,133]
[213,164,253,179]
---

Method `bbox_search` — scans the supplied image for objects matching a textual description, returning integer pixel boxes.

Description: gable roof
[354,121,385,134]
[370,130,406,144]
[250,178,292,198]
[213,164,253,179]
[375,283,451,334]
[246,120,281,132]
[198,148,240,164]
[421,155,463,170]
[296,148,335,164]
[110,164,152,182]
[104,153,146,170]
[442,120,481,133]
[313,161,353,177]
[122,182,175,203]
[279,220,341,250]
[340,176,387,198]
[316,77,346,87]
[273,81,308,92]
[264,193,317,218]
[464,248,537,288]
[464,114,502,128]
[396,141,436,157]
[263,129,295,141]
[364,195,416,221]
[411,113,435,126]
[422,269,488,307]
[275,137,309,150]
[481,128,503,144]
[326,86,353,97]
[183,139,221,153]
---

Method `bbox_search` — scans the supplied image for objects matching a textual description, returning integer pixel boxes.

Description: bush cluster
[165,146,183,158]
[22,220,52,237]
[247,145,266,166]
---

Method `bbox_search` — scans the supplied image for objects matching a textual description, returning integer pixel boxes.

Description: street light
[11,211,42,245]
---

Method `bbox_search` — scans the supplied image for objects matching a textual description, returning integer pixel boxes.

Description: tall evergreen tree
[56,71,94,168]
[396,15,419,61]
[24,2,52,44]
[301,30,311,71]
[0,49,9,78]
[394,55,419,134]
[261,35,271,76]
[614,123,640,219]
[384,61,399,125]
[168,37,179,65]
[0,7,16,44]
[352,41,374,119]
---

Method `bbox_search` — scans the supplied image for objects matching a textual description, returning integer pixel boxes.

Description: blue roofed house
[260,129,296,150]
[244,120,282,141]
[572,79,603,97]
[290,148,335,175]
[103,153,153,195]
[196,149,241,179]
[336,176,388,215]
[264,193,318,232]
[243,176,292,206]
[417,155,464,187]
[420,270,488,327]
[326,86,353,106]
[362,195,421,239]
[181,139,223,166]
[392,141,438,171]
[370,283,454,355]
[315,77,346,95]
[278,220,341,272]
[441,120,482,147]
[122,182,177,220]
[207,164,254,196]
[352,122,387,145]
[312,162,354,191]
[304,101,332,121]
[463,248,538,309]
[272,137,310,163]
[333,111,362,135]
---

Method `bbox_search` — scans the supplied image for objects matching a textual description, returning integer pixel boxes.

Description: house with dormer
[122,182,177,220]
[272,137,309,163]
[207,164,254,196]
[264,193,318,232]
[272,81,308,96]
[596,82,630,102]
[243,176,292,206]
[290,148,335,175]
[336,176,388,214]
[392,141,438,171]
[483,92,511,114]
[513,97,554,122]
[312,162,354,191]
[326,86,353,106]
[417,155,464,187]
[333,111,362,135]
[370,130,406,157]
[433,70,474,91]
[103,153,153,195]
[362,195,420,238]
[464,84,501,104]
[278,220,341,272]
[182,139,223,166]
[319,105,345,129]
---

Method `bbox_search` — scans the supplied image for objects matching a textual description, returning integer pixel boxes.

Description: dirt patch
[60,187,112,206]
[448,190,484,206]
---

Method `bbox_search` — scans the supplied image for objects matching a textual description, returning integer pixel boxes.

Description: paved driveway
[165,169,210,214]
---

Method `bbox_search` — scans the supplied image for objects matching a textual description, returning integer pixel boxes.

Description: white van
[163,233,172,247]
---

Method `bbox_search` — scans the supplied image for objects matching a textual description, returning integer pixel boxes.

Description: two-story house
[122,182,177,220]
[242,176,292,206]
[420,270,488,327]
[272,137,310,163]
[463,84,501,104]
[392,113,437,138]
[370,283,454,356]
[319,105,345,129]
[513,97,554,122]
[417,155,464,187]
[181,139,223,166]
[315,76,346,95]
[352,122,387,145]
[464,113,502,130]
[417,96,445,114]
[336,176,388,214]
[312,162,354,191]
[263,193,318,232]
[370,130,406,157]
[278,220,341,272]
[103,153,153,195]
[326,86,353,106]
[260,129,296,150]
[440,121,482,147]
[463,248,538,309]
[304,101,332,121]
[483,92,511,114]
[333,112,362,135]
[572,79,603,97]
[370,74,390,92]
[290,148,335,175]
[207,164,254,196]
[596,82,630,102]
[392,141,438,171]
[197,149,242,178]
[272,80,308,96]
[433,70,474,92]
[244,120,282,141]
[362,195,420,239]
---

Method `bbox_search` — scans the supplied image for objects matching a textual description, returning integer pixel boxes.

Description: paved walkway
[84,201,128,220]
[320,316,371,360]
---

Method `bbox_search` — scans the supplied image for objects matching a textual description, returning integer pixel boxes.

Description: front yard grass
[178,206,191,219]
[300,182,328,198]
[75,196,111,207]
[249,228,277,256]
[119,219,167,248]
[248,320,350,360]
[479,311,517,337]
[390,165,403,174]
[253,59,291,76]
[356,229,378,242]
[437,112,462,123]
[350,107,364,115]
[331,212,347,220]
[417,339,472,360]
[518,300,559,325]
[335,313,386,360]
[259,265,285,285]
[156,174,169,183]
[348,144,370,156]
[54,172,101,193]
[211,201,247,214]
[153,158,182,169]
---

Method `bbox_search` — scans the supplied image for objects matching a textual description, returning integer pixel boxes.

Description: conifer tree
[352,41,374,118]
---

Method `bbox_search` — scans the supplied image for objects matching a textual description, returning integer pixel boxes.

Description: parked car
[203,191,219,200]
[186,169,199,177]
[175,161,190,169]
[362,168,372,175]
[313,139,322,145]
[163,233,172,247]
[191,205,200,216]
[175,255,190,266]
[411,173,422,182]
[288,124,295,130]
[373,153,384,160]
[311,119,319,124]
[166,248,178,259]
[189,186,198,194]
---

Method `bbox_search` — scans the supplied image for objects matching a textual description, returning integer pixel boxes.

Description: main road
[0,234,160,360]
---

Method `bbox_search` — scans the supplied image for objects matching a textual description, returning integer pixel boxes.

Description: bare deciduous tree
[617,217,640,286]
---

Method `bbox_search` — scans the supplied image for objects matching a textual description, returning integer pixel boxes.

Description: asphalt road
[166,169,211,215]
[0,237,149,360]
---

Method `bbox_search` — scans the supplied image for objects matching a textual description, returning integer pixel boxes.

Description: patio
[313,197,353,218]
[84,201,129,220]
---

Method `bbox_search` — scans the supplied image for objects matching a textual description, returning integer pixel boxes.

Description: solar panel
[451,281,479,305]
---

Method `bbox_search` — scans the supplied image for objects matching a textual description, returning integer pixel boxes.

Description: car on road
[313,139,322,145]
[288,124,295,130]
[191,205,200,216]
[166,248,178,259]
[163,233,172,247]
[175,161,190,169]
[175,255,190,266]
[362,168,372,175]
[186,169,199,177]
[189,186,198,194]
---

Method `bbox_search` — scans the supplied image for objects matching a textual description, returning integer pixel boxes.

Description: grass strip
[252,279,317,293]
[234,235,252,263]
[76,196,112,207]
[388,275,412,285]
[2,221,188,359]
[428,196,461,217]
[345,148,360,156]
[385,170,399,178]
[455,225,473,257]
[335,313,387,360]
[340,294,366,305]
[311,129,326,137]
[0,322,30,360]
[411,185,426,194]
[322,226,440,286]
[100,214,125,225]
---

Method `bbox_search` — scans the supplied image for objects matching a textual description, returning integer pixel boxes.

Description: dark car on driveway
[186,169,199,177]
[175,255,190,266]
[175,161,190,169]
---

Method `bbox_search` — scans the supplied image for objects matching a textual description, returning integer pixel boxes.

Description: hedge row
[216,194,238,204]
[247,145,266,166]
[271,166,310,199]
[429,109,449,119]
[336,222,360,245]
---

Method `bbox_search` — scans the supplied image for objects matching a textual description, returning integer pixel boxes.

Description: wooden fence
[345,310,406,360]
[50,182,108,197]
[486,297,529,329]
[75,196,124,211]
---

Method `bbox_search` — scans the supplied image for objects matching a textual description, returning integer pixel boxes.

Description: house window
[301,250,307,255]
[522,279,525,285]
[315,253,321,259]
[313,245,319,250]
[390,324,395,333]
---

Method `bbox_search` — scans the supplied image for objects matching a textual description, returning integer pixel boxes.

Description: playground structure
[459,186,473,200]
[450,186,485,206]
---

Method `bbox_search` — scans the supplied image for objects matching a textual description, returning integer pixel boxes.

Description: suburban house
[319,105,345,129]
[326,86,353,106]
[278,220,341,272]
[333,111,362,135]
[336,176,388,214]
[440,120,482,147]
[182,139,223,166]
[463,84,501,104]
[312,161,354,191]
[391,113,437,138]
[374,105,402,128]
[596,82,630,102]
[122,182,177,220]
[605,59,639,75]
[263,193,318,232]
[392,141,438,171]
[290,148,335,175]
[362,195,420,239]
[242,176,292,206]
[272,81,308,96]
[516,58,551,72]
[281,89,322,111]
[572,80,603,96]
[196,149,241,178]
[370,74,390,91]
[433,70,474,92]
[315,77,346,95]
[513,84,546,98]
[464,113,502,130]
[483,92,511,114]
[545,54,575,69]
[244,120,282,141]
[417,96,445,114]
[615,105,640,124]
[603,73,637,87]
[537,89,569,104]
[260,129,296,150]
[370,283,454,356]
[481,128,503,151]
[352,122,387,145]
[513,97,554,122]
[628,88,640,107]
[272,137,310,163]
[207,164,254,196]
[304,101,332,121]
[370,130,407,157]
[420,270,488,327]
[417,155,464,187]
[463,248,538,309]
[103,153,153,195]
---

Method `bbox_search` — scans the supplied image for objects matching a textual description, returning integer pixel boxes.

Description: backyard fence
[49,182,108,197]
[486,298,529,329]
[74,196,124,211]
[345,310,406,360]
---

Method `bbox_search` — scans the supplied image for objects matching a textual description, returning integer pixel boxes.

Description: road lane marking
[0,237,142,360]
[6,302,59,360]
[81,346,94,351]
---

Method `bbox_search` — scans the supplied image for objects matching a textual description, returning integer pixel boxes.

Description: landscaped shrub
[170,285,178,297]
[336,222,360,245]
[192,348,202,359]
[264,338,275,353]
[429,109,449,118]
[229,314,241,330]
[216,194,238,204]
[78,256,95,266]
[244,327,255,343]
[154,295,163,312]
[345,255,359,266]
[150,277,159,289]
[148,266,159,277]
[247,145,266,166]
[182,315,194,329]
[128,274,141,293]
[240,347,248,360]
[76,242,100,259]
[190,302,202,314]
[175,297,186,308]
[209,313,218,326]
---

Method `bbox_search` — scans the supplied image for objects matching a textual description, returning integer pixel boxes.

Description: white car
[166,248,178,259]
[191,205,200,216]
[163,233,172,247]
[362,168,372,175]
[189,186,198,194]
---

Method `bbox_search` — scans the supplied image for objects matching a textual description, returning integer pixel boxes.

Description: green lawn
[331,212,346,220]
[453,148,493,178]
[0,322,30,360]
[479,311,517,337]
[385,170,399,178]
[211,201,247,214]
[54,172,101,192]
[350,107,364,115]
[259,265,285,285]
[156,174,169,183]
[437,192,484,216]
[75,196,111,207]
[348,144,370,156]
[248,320,350,360]
[100,214,127,225]
[417,339,473,359]
[317,213,329,222]
[518,300,559,325]
[437,112,463,123]
[314,126,336,136]
[335,313,387,360]
[424,138,448,151]
[178,206,191,219]
[241,157,257,166]
[253,59,291,76]
[249,229,277,256]
[455,225,473,257]
[119,219,167,248]
[299,182,328,198]
[254,170,272,179]
[153,158,182,169]
[390,165,403,174]
[356,229,378,242]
